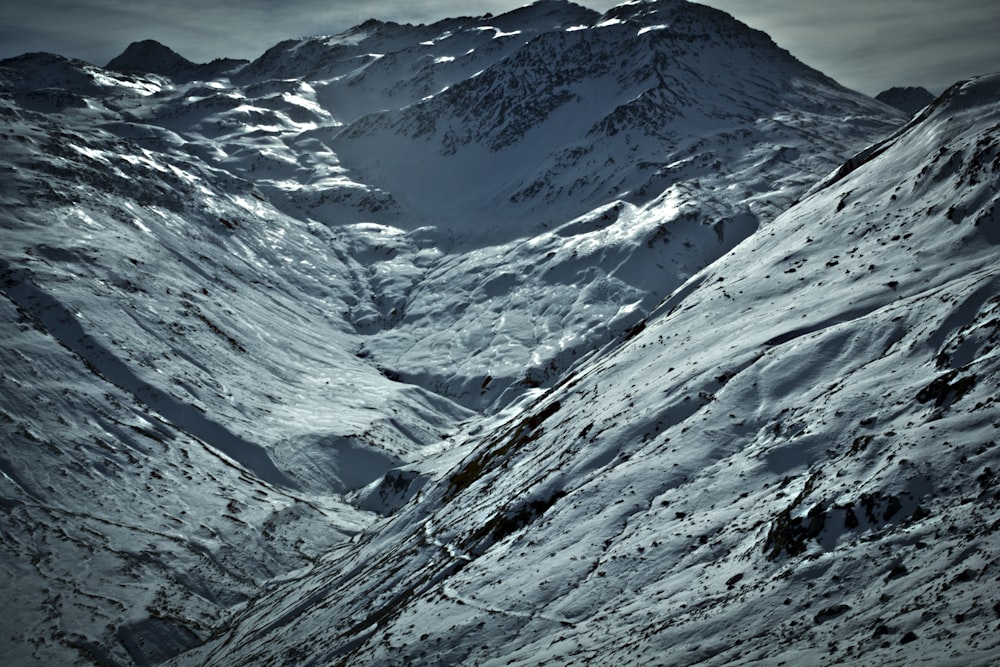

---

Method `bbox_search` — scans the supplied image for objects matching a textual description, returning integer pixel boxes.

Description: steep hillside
[0,52,471,667]
[176,73,1000,667]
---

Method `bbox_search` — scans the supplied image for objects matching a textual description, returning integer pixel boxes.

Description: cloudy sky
[0,0,996,96]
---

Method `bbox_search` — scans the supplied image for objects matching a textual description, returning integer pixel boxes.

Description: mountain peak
[933,72,1000,113]
[875,85,936,116]
[105,39,248,79]
[105,39,196,74]
[486,0,598,29]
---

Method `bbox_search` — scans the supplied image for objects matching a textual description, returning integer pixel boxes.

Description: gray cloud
[0,1,996,96]
[0,1,617,66]
[699,0,999,94]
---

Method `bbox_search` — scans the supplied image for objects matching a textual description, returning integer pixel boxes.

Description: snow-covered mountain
[182,0,903,412]
[1,1,997,665]
[161,71,1000,667]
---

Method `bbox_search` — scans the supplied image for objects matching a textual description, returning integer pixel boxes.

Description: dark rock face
[105,40,246,79]
[106,40,196,74]
[875,86,936,115]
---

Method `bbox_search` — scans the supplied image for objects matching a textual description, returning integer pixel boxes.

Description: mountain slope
[175,73,1000,667]
[0,52,473,666]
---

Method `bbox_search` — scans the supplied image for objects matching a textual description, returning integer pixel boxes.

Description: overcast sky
[0,0,996,96]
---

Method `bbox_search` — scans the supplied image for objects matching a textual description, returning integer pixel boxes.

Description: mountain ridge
[105,39,249,80]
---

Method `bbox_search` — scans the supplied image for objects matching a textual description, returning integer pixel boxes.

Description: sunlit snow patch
[637,24,668,36]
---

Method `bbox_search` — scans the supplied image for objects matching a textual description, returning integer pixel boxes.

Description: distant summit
[105,39,246,79]
[875,85,935,115]
[106,39,195,74]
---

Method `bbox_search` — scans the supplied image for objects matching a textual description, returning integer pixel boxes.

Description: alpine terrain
[0,1,997,665]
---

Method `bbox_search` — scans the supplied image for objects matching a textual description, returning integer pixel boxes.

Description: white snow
[637,24,668,35]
